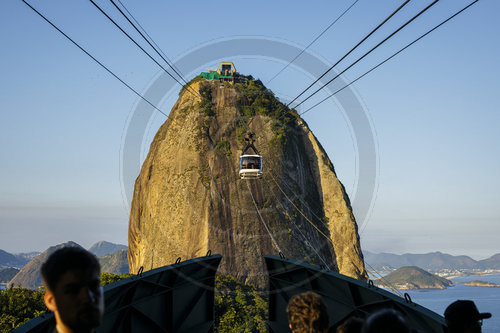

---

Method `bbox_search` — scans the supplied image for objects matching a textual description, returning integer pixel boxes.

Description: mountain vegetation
[377,266,453,290]
[0,286,45,333]
[0,250,30,269]
[215,274,267,333]
[0,268,19,283]
[98,249,129,275]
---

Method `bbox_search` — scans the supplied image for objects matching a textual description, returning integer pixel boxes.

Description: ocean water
[401,274,500,333]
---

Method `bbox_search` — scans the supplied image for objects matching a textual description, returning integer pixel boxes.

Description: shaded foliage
[215,274,268,333]
[0,286,46,333]
[0,268,19,283]
[199,84,215,117]
[215,140,232,156]
[234,78,296,146]
[100,272,132,286]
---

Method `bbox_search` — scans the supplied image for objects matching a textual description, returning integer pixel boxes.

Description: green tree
[0,286,46,333]
[215,274,268,333]
[100,272,132,286]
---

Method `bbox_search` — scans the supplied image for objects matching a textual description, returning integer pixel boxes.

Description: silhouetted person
[337,316,364,333]
[362,309,411,333]
[41,247,104,333]
[444,300,491,333]
[286,291,329,333]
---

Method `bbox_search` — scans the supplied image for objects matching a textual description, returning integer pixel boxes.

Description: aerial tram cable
[284,0,411,109]
[242,0,411,131]
[109,0,191,87]
[246,181,282,253]
[291,0,440,110]
[240,0,414,129]
[262,177,333,270]
[267,171,403,296]
[20,0,169,118]
[266,0,360,84]
[300,0,481,116]
[279,174,329,226]
[268,172,336,243]
[88,0,202,99]
[113,0,186,83]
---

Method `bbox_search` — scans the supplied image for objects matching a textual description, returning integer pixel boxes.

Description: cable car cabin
[239,154,263,179]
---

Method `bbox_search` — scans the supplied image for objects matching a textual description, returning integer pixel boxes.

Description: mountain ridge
[364,251,500,272]
[88,241,127,257]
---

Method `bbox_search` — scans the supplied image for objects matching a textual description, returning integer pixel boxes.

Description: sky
[1,0,498,259]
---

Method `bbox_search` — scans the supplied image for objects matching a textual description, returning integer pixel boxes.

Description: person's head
[41,246,103,333]
[286,291,329,333]
[444,300,491,333]
[337,316,364,333]
[362,309,410,333]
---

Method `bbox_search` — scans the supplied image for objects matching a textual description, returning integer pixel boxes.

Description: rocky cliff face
[128,78,366,285]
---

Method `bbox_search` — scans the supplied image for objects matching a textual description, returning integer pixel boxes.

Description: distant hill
[0,249,30,269]
[88,241,127,257]
[7,242,129,289]
[464,280,500,287]
[479,253,500,270]
[364,251,500,272]
[8,241,82,289]
[377,266,453,290]
[0,267,20,283]
[16,252,41,261]
[98,250,129,275]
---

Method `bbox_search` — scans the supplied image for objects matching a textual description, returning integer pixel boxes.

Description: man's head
[444,300,491,333]
[41,246,103,333]
[362,309,410,333]
[286,291,329,333]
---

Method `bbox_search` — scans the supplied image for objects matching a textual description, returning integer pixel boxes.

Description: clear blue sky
[1,0,498,259]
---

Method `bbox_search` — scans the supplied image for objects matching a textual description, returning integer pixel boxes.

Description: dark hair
[337,316,364,333]
[362,309,410,333]
[41,246,100,291]
[286,291,329,333]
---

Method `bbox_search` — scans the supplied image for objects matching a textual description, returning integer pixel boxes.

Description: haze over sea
[402,274,500,333]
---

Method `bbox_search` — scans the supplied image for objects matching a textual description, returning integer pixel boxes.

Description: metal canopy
[13,254,222,333]
[264,254,447,333]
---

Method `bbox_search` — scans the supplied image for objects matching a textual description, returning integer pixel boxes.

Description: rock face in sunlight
[128,77,366,286]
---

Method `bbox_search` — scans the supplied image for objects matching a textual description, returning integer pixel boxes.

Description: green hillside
[377,266,453,290]
[88,241,127,257]
[98,249,129,275]
[0,268,19,283]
